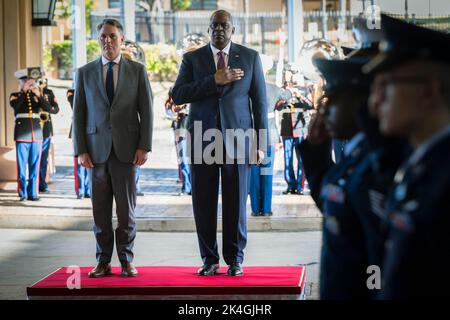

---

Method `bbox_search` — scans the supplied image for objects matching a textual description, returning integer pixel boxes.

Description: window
[188,0,217,10]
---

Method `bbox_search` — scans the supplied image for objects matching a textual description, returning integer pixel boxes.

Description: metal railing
[90,10,450,59]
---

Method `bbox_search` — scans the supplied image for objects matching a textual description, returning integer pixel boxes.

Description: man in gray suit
[73,19,153,278]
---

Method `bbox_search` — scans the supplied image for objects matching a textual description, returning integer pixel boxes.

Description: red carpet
[27,266,306,297]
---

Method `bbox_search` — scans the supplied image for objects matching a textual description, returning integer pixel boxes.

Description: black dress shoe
[121,262,138,277]
[227,263,243,276]
[27,197,40,201]
[88,262,112,278]
[197,264,219,276]
[282,188,296,195]
[84,194,91,199]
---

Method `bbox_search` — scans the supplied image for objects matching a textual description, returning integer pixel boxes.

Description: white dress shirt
[102,54,121,91]
[210,42,231,70]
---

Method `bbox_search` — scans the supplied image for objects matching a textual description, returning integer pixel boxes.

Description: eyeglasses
[209,22,232,30]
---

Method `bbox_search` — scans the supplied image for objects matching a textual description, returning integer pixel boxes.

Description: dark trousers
[88,149,137,264]
[39,137,51,191]
[190,161,250,265]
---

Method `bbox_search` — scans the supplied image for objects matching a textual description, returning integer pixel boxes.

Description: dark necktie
[217,51,226,70]
[106,61,115,105]
[216,51,226,129]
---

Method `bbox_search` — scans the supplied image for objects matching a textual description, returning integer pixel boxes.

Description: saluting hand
[214,67,244,86]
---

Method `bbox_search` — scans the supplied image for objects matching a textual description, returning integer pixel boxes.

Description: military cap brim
[314,57,373,97]
[363,13,450,74]
[14,69,28,80]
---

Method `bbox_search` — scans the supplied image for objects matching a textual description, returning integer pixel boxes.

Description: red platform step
[27,266,307,299]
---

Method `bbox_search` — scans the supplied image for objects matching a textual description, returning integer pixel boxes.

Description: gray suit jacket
[73,56,153,164]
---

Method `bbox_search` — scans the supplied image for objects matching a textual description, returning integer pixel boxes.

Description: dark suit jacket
[171,42,268,162]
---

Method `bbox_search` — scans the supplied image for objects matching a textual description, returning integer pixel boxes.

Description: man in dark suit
[73,19,154,278]
[172,10,268,276]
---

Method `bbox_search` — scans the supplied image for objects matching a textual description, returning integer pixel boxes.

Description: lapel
[223,42,241,95]
[227,42,241,69]
[203,44,217,77]
[110,56,127,109]
[94,58,109,105]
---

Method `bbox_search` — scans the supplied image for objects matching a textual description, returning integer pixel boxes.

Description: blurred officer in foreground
[364,14,450,300]
[67,89,90,199]
[249,54,290,217]
[301,56,373,299]
[298,16,403,299]
[10,67,52,201]
[38,74,60,193]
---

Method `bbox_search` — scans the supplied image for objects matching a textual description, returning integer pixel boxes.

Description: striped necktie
[217,51,226,70]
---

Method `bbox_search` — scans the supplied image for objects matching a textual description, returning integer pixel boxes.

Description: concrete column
[339,0,347,41]
[0,0,45,182]
[321,0,327,39]
[122,0,136,42]
[72,0,87,76]
[287,0,304,63]
[242,0,249,45]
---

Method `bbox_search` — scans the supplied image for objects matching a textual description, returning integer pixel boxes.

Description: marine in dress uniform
[363,14,450,300]
[38,76,60,193]
[277,70,314,195]
[165,88,192,196]
[67,89,90,199]
[10,68,52,201]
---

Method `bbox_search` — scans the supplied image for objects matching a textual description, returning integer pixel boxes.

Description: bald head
[208,9,235,50]
[210,10,234,25]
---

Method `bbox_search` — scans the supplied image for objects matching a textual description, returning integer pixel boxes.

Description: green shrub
[171,0,192,11]
[43,40,100,79]
[43,40,179,81]
[142,43,180,81]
